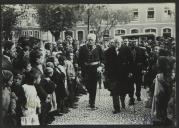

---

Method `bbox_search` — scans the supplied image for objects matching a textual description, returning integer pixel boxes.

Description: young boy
[65,52,77,108]
[39,67,56,125]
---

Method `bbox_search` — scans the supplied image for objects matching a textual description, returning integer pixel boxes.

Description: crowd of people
[2,33,176,127]
[102,35,176,126]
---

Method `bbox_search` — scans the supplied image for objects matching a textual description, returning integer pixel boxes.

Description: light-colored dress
[50,92,57,112]
[65,60,76,79]
[21,84,41,126]
[151,73,172,123]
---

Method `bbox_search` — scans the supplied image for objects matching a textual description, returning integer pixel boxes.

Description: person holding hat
[104,37,134,113]
[78,33,104,109]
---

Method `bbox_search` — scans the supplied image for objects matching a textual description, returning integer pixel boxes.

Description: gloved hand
[142,70,146,74]
[128,73,133,78]
[97,66,103,73]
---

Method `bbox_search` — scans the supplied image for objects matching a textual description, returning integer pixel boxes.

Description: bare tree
[79,5,133,42]
[1,5,25,41]
[35,4,80,41]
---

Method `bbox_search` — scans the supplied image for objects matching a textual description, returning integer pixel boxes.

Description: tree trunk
[87,9,90,34]
[54,34,60,41]
[51,31,60,41]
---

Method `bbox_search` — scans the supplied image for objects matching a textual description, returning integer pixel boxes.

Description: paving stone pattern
[50,85,152,125]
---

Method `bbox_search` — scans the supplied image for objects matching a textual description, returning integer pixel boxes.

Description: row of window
[115,28,172,37]
[132,7,173,21]
[21,13,38,20]
[17,28,172,41]
[83,28,172,38]
[22,30,40,38]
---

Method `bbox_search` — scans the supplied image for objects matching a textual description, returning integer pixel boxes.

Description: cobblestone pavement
[50,85,152,125]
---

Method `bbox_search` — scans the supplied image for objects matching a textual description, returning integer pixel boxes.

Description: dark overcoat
[131,46,148,83]
[104,45,133,96]
[104,46,118,81]
[117,45,134,95]
[78,44,103,91]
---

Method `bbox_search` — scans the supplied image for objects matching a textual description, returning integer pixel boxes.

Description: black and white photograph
[1,3,176,127]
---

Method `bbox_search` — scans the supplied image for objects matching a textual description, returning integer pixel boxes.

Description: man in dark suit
[129,41,147,102]
[117,41,134,107]
[104,37,134,114]
[103,39,118,91]
[78,34,104,109]
[104,39,120,114]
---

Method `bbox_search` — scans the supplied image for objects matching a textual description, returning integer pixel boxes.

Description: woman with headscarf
[151,56,175,126]
[2,70,17,127]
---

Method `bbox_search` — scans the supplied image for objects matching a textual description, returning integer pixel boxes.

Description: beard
[87,44,93,51]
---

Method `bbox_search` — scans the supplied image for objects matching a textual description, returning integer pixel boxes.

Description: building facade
[12,3,175,43]
[72,4,176,42]
[11,4,55,43]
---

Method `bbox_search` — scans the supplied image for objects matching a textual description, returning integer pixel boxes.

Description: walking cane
[133,101,136,116]
[98,73,101,102]
[98,72,102,89]
[129,74,136,117]
[97,72,102,101]
[97,66,104,104]
[98,83,101,102]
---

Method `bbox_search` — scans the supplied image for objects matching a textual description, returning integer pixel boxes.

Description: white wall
[41,31,54,42]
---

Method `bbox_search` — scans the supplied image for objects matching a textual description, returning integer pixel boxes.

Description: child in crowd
[22,58,32,73]
[44,42,53,57]
[57,55,70,112]
[44,67,57,111]
[2,70,17,128]
[39,67,56,125]
[47,56,68,115]
[20,68,41,125]
[29,48,45,75]
[151,56,175,126]
[65,51,77,108]
[46,61,57,111]
[11,72,26,125]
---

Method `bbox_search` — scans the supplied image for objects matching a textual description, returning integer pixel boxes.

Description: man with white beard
[104,36,134,114]
[78,33,104,110]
